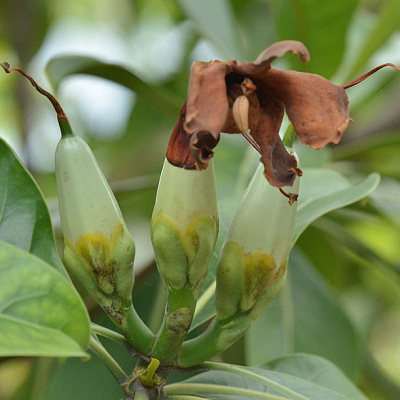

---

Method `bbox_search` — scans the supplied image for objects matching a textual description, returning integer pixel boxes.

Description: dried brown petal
[227,40,310,77]
[265,68,351,149]
[166,102,197,170]
[246,84,300,187]
[184,61,229,137]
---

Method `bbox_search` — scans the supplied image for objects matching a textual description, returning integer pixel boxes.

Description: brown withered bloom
[183,40,351,188]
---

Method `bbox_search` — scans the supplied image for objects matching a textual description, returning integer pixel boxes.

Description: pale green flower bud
[55,126,135,303]
[216,158,300,321]
[151,159,219,295]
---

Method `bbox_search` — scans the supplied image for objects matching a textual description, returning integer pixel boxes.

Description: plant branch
[89,336,127,383]
[90,323,126,344]
[177,317,251,368]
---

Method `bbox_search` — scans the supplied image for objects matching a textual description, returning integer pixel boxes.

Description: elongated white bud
[151,159,219,295]
[56,131,135,302]
[216,154,300,321]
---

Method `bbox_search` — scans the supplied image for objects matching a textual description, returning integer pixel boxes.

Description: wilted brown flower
[183,40,351,188]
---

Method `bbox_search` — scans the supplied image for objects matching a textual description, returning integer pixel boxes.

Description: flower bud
[55,128,135,303]
[151,159,219,296]
[215,156,300,321]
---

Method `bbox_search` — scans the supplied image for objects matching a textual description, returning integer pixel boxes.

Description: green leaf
[370,178,400,227]
[294,168,380,243]
[0,137,66,275]
[333,129,400,180]
[346,0,400,79]
[176,0,245,59]
[245,249,361,379]
[1,316,87,357]
[0,240,90,356]
[166,355,368,399]
[270,0,360,78]
[263,354,367,399]
[46,55,182,113]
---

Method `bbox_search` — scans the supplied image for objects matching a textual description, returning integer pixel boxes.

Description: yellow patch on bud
[75,231,114,295]
[240,251,276,312]
[151,213,217,295]
[216,239,288,321]
[64,220,135,302]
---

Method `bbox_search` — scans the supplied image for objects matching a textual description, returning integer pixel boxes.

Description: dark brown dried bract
[183,40,351,188]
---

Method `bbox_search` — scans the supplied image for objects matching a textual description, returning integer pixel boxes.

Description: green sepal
[151,214,217,293]
[240,251,277,312]
[183,216,218,291]
[109,221,136,300]
[215,240,245,321]
[64,220,135,304]
[247,261,287,320]
[64,238,101,297]
[215,240,288,321]
[151,214,188,290]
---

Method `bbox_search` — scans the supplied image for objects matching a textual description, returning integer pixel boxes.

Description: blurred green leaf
[346,0,400,80]
[0,138,66,275]
[176,0,245,59]
[166,354,368,399]
[294,168,380,242]
[46,55,182,113]
[0,240,90,357]
[0,0,49,64]
[270,0,360,78]
[263,354,368,399]
[245,249,361,379]
[369,178,400,228]
[44,353,123,400]
[333,129,400,179]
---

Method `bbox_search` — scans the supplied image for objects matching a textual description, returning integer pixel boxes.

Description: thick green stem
[176,317,251,368]
[282,123,296,147]
[150,286,197,365]
[119,305,155,355]
[89,336,127,383]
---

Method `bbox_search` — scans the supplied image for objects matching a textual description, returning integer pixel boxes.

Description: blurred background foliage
[0,0,400,399]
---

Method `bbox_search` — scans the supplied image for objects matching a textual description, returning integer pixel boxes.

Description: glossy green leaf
[0,137,66,275]
[346,0,400,79]
[176,0,244,59]
[166,354,368,399]
[245,250,361,379]
[191,168,379,331]
[0,240,90,356]
[270,0,359,78]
